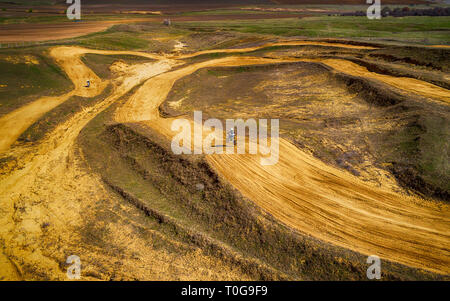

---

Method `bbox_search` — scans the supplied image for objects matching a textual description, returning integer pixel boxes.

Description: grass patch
[0,47,72,116]
[18,85,112,143]
[176,16,450,44]
[381,112,450,200]
[0,14,160,24]
[81,54,153,79]
[74,31,150,51]
[176,9,289,16]
[64,24,189,52]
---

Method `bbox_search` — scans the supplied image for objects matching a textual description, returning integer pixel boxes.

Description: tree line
[341,6,450,17]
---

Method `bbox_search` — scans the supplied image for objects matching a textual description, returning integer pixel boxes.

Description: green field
[176,16,450,44]
[0,14,160,24]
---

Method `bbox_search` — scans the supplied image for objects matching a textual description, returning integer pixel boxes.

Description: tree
[381,6,391,17]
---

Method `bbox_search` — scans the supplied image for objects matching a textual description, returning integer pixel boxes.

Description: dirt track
[116,51,450,274]
[0,47,177,280]
[312,58,450,103]
[0,41,449,278]
[171,40,377,59]
[171,41,449,103]
[0,46,167,152]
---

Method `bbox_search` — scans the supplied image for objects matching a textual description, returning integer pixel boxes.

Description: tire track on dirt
[171,40,377,60]
[1,41,449,277]
[308,58,450,103]
[171,40,449,103]
[0,46,167,153]
[0,47,177,279]
[115,55,450,274]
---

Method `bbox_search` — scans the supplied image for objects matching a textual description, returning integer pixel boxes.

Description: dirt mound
[80,118,441,280]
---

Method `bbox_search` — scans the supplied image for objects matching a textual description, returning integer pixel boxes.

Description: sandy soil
[310,58,450,103]
[115,49,450,274]
[0,40,449,279]
[0,46,166,152]
[1,45,239,280]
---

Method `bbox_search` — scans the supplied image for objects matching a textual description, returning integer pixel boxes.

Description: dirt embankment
[0,46,169,152]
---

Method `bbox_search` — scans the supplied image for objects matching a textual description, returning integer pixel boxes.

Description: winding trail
[1,40,449,277]
[170,40,377,59]
[309,58,450,103]
[170,41,449,103]
[1,41,447,153]
[0,46,167,152]
[0,47,177,279]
